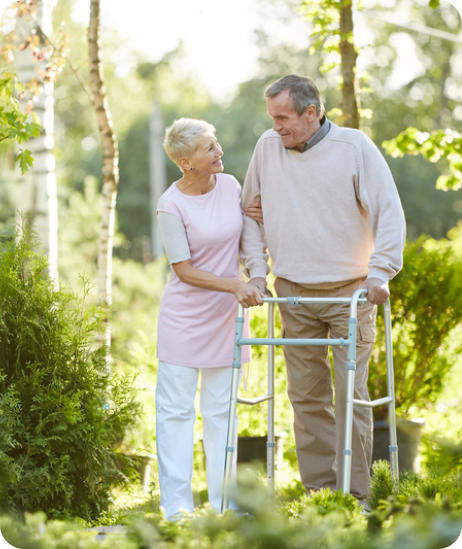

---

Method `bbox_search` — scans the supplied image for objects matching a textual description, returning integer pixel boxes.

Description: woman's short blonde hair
[163,118,216,165]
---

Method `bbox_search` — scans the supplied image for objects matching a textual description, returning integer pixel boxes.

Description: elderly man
[241,74,405,502]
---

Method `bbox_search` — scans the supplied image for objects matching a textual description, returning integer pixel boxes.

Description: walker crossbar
[221,289,399,512]
[238,337,349,346]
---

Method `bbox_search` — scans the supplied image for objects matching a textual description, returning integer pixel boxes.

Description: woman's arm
[244,195,263,224]
[173,260,264,308]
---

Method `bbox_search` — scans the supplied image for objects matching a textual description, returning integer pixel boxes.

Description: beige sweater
[240,123,406,285]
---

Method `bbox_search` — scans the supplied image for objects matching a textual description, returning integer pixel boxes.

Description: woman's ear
[178,157,192,172]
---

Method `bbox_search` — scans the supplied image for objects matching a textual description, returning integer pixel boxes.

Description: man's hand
[364,277,390,305]
[249,277,267,295]
[244,195,263,224]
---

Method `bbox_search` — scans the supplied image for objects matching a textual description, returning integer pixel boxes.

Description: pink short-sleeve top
[156,173,250,368]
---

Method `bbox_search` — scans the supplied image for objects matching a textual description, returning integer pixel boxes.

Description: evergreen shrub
[0,231,139,520]
[369,232,462,419]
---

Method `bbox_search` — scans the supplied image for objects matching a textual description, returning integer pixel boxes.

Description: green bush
[0,231,139,520]
[369,229,462,419]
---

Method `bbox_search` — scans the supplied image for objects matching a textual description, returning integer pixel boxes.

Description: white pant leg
[155,361,198,519]
[200,366,238,512]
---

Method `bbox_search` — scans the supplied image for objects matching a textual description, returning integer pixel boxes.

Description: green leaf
[16,149,34,174]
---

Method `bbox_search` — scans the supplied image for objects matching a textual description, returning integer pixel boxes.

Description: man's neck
[291,116,329,152]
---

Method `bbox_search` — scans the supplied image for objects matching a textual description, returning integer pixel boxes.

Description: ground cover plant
[1,461,461,548]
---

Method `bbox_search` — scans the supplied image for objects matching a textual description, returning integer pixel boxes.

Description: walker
[221,288,399,512]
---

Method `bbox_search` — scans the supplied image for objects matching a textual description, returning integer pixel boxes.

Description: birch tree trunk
[15,0,59,286]
[88,0,119,352]
[149,101,167,259]
[339,0,360,129]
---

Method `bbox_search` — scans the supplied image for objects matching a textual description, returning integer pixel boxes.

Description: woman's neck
[177,172,216,196]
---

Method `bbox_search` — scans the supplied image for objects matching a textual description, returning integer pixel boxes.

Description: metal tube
[341,288,365,493]
[353,396,393,408]
[267,302,275,493]
[261,296,367,305]
[221,305,244,512]
[238,395,272,405]
[237,337,348,346]
[384,299,399,488]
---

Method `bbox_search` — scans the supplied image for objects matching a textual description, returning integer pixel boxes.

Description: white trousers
[155,361,237,519]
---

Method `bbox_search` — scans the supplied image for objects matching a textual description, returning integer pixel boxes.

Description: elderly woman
[156,118,264,520]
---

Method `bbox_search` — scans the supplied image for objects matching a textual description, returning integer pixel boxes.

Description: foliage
[383,127,462,191]
[298,0,346,72]
[422,434,462,477]
[0,229,140,520]
[368,229,462,419]
[2,464,462,548]
[368,460,395,510]
[366,0,461,194]
[0,0,68,94]
[0,512,136,549]
[0,71,40,173]
[368,460,462,534]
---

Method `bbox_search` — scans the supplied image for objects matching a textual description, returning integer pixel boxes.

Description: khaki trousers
[274,277,376,499]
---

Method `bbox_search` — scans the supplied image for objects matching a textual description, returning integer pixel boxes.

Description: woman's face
[189,133,224,174]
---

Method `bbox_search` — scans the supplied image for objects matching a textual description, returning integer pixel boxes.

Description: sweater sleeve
[357,135,406,282]
[239,141,270,280]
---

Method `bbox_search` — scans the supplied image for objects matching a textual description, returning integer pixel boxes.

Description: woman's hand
[233,280,265,308]
[244,195,263,224]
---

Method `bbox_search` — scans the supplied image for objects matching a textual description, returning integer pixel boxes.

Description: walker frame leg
[342,294,399,494]
[221,307,244,512]
[384,300,399,488]
[266,302,275,493]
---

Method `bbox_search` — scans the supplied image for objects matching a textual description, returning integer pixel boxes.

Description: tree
[299,0,361,128]
[363,0,462,192]
[1,0,68,282]
[88,0,119,353]
[13,0,59,284]
[300,0,461,192]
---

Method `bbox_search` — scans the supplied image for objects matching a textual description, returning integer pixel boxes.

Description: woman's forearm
[172,260,263,308]
[172,260,238,294]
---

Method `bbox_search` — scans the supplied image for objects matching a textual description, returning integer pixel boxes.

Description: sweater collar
[291,116,331,152]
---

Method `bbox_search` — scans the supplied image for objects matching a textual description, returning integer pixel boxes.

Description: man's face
[266,89,317,150]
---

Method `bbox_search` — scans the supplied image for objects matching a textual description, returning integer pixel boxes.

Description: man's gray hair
[163,118,216,165]
[265,74,325,118]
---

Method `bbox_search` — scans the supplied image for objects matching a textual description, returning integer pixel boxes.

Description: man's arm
[240,143,270,284]
[358,136,406,304]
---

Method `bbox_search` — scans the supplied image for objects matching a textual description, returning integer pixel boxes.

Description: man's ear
[303,104,318,121]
